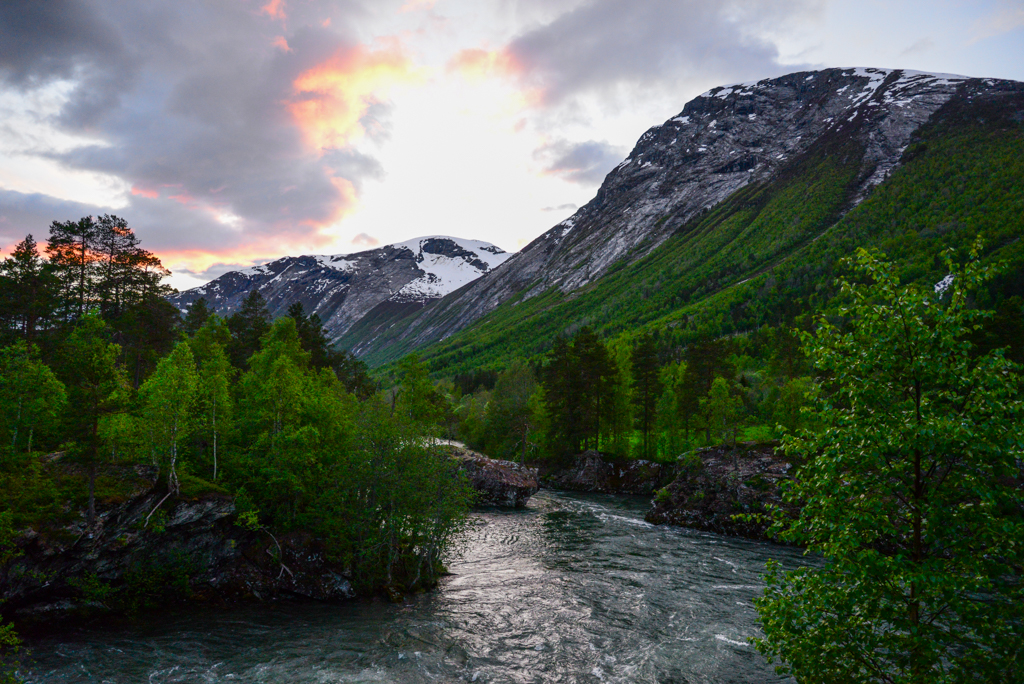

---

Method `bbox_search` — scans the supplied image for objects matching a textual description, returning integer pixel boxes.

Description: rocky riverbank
[645,443,794,540]
[543,450,674,495]
[4,463,355,627]
[3,449,539,627]
[540,444,793,541]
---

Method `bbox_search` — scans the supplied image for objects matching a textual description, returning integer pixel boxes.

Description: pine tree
[227,289,271,368]
[46,216,99,321]
[182,298,214,337]
[58,315,129,525]
[630,333,662,459]
[0,235,57,342]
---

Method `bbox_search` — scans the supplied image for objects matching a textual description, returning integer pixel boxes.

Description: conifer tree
[630,333,662,459]
[0,235,57,342]
[227,289,271,368]
[58,315,129,525]
[182,298,213,337]
[46,216,99,321]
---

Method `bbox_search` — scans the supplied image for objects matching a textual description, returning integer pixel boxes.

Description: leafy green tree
[456,388,491,450]
[771,376,814,436]
[631,333,662,459]
[138,341,199,496]
[58,314,130,525]
[395,353,445,430]
[333,397,471,593]
[0,341,66,456]
[187,318,234,481]
[756,247,1024,683]
[655,360,687,457]
[700,376,743,449]
[484,360,539,462]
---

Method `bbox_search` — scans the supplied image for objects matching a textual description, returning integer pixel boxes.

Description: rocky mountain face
[360,67,1016,361]
[169,237,511,344]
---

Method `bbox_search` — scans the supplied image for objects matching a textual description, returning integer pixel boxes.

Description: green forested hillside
[378,89,1023,377]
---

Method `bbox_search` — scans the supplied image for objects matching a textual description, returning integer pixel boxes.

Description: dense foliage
[0,217,472,663]
[755,247,1024,683]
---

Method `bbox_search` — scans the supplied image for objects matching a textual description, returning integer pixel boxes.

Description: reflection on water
[25,490,806,683]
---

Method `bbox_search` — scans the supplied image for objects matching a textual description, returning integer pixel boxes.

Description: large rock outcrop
[644,443,794,540]
[544,451,673,496]
[449,446,539,508]
[4,463,353,625]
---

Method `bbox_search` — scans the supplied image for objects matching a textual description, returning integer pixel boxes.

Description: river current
[25,490,807,683]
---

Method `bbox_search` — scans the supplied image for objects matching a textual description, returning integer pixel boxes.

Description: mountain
[348,67,1024,370]
[169,237,512,343]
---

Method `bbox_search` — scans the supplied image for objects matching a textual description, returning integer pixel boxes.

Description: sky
[1,0,1022,291]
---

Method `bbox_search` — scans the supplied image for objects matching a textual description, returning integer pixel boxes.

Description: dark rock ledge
[4,464,354,627]
[644,443,795,540]
[543,450,674,495]
[447,445,539,508]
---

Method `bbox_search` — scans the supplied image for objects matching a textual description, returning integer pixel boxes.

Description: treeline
[403,323,815,465]
[0,217,471,602]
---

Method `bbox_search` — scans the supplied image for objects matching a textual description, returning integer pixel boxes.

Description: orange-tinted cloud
[131,185,159,199]
[399,0,437,13]
[272,36,291,52]
[288,42,421,152]
[260,0,286,21]
[447,48,522,81]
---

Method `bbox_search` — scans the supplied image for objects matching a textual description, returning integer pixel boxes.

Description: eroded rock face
[449,446,539,508]
[644,443,794,540]
[5,465,353,625]
[544,451,672,495]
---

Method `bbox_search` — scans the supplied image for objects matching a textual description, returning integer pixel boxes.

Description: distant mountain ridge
[169,237,511,343]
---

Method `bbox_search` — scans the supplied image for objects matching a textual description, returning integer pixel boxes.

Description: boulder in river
[447,445,539,508]
[644,442,794,540]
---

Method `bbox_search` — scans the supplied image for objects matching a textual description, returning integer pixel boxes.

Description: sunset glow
[289,43,421,153]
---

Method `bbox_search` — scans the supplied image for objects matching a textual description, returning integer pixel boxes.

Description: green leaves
[756,245,1024,683]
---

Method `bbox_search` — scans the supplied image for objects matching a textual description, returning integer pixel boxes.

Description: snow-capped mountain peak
[168,236,511,343]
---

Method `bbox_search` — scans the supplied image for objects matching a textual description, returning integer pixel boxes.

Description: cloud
[969,1,1024,44]
[351,232,379,247]
[0,0,408,275]
[534,139,626,186]
[900,37,935,57]
[541,203,578,212]
[464,0,817,107]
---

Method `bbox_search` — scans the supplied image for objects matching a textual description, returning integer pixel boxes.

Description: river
[24,490,807,683]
